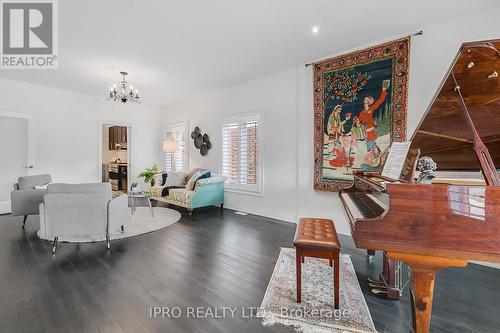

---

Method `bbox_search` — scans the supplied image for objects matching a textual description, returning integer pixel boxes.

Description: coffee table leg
[147,197,154,217]
[131,198,135,215]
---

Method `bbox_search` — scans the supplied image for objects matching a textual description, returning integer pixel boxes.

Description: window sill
[224,187,263,197]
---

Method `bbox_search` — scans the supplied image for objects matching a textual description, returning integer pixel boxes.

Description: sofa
[150,169,226,215]
[39,183,128,253]
[11,174,52,228]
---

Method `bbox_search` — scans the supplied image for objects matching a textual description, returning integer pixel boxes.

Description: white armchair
[11,174,52,228]
[39,183,128,253]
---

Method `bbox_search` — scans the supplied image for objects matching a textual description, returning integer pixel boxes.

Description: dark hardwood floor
[0,202,499,333]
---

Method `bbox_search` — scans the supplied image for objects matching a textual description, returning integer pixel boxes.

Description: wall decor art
[191,126,211,156]
[313,38,410,191]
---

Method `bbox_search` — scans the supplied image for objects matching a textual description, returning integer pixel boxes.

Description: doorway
[0,112,34,214]
[100,123,131,195]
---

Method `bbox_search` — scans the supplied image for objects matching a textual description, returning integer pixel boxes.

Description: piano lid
[410,39,500,171]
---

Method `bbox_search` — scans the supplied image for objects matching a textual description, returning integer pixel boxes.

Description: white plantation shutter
[221,123,239,184]
[164,123,188,172]
[221,115,261,193]
[239,120,258,185]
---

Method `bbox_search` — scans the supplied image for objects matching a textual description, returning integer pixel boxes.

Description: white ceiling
[0,0,498,106]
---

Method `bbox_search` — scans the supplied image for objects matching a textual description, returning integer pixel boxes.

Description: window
[221,114,262,194]
[163,122,188,172]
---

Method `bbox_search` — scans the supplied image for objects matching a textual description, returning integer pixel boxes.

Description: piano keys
[339,192,387,220]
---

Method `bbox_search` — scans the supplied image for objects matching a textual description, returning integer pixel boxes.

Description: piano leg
[387,252,467,333]
[411,269,435,333]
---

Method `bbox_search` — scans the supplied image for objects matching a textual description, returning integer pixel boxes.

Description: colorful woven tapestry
[313,38,410,191]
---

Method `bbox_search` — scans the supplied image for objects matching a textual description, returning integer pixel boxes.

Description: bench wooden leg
[334,251,340,309]
[296,248,302,303]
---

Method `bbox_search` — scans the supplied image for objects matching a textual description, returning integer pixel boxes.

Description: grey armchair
[38,183,128,253]
[11,174,52,228]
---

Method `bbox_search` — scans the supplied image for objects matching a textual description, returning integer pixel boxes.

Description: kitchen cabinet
[108,164,128,191]
[109,126,127,150]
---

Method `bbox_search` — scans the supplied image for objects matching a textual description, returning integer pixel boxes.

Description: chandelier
[108,71,140,103]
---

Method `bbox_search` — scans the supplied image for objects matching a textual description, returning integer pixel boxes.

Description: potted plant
[138,163,159,187]
[130,181,139,193]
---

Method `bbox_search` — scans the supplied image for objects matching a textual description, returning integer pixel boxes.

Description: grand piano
[339,39,500,333]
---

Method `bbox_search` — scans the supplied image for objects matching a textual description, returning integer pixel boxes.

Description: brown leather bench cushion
[294,218,340,250]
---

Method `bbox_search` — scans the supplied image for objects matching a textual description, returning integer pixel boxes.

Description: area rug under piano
[258,248,376,333]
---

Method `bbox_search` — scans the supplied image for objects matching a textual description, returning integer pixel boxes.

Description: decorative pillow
[193,172,211,189]
[185,170,207,190]
[186,168,206,180]
[165,171,188,187]
[34,183,51,190]
[161,173,168,186]
[153,173,163,187]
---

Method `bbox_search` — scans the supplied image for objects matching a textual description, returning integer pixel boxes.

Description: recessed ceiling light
[312,26,319,35]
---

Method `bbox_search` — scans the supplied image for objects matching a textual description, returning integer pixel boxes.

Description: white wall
[0,78,160,186]
[160,6,500,235]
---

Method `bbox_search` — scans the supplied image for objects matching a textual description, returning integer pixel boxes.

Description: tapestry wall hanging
[313,38,410,191]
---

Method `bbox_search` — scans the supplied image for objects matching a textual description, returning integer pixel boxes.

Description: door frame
[0,111,35,214]
[98,120,133,189]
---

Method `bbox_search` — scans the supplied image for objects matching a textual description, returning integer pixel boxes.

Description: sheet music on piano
[381,142,411,181]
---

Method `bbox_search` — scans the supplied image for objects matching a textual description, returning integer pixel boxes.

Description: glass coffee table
[128,191,155,217]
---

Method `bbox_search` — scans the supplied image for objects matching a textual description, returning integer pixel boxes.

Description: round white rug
[36,207,181,243]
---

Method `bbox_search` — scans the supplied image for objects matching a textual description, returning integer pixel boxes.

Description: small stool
[293,218,341,309]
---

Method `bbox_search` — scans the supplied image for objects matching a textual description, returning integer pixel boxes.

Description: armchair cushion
[17,174,52,190]
[48,182,112,195]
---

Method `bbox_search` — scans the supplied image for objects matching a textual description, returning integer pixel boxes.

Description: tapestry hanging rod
[304,30,424,68]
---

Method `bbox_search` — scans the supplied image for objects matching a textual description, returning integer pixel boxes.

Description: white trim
[0,111,35,175]
[223,199,296,223]
[218,110,264,196]
[160,120,189,172]
[224,187,264,197]
[0,111,35,214]
[97,120,133,187]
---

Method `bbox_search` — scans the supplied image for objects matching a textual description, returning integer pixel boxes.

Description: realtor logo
[1,0,58,69]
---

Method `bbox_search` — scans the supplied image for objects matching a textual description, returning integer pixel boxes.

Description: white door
[0,114,31,214]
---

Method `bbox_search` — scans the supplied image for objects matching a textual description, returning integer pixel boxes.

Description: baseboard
[222,201,353,235]
[223,200,297,223]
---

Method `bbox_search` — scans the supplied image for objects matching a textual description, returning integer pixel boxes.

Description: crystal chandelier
[108,71,140,103]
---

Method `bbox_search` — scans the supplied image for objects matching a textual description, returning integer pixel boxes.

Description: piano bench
[293,218,341,309]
